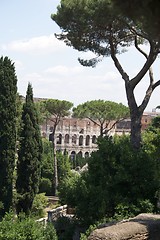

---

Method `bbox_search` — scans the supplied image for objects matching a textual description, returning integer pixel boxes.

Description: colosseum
[41,117,101,159]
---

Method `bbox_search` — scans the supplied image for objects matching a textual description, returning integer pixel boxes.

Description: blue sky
[1,0,160,111]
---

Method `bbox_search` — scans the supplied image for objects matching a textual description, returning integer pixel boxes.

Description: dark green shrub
[59,135,159,225]
[58,171,80,206]
[39,178,52,195]
[54,216,77,240]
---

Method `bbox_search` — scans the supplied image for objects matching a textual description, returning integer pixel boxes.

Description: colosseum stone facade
[41,117,101,159]
[40,111,159,159]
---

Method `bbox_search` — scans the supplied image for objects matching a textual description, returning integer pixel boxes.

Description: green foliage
[39,139,72,195]
[39,178,52,195]
[80,223,99,240]
[44,99,73,118]
[0,202,4,215]
[112,0,160,41]
[142,117,160,170]
[80,199,154,239]
[59,135,160,225]
[16,93,24,140]
[58,171,81,206]
[142,116,160,209]
[0,211,58,240]
[147,116,160,132]
[113,200,154,221]
[31,193,48,218]
[41,139,53,180]
[16,83,43,215]
[34,100,51,125]
[0,56,17,217]
[138,199,154,213]
[52,0,156,64]
[42,99,73,195]
[73,100,129,136]
[43,223,58,240]
[39,139,54,195]
[72,156,88,169]
[54,216,77,240]
[57,152,71,182]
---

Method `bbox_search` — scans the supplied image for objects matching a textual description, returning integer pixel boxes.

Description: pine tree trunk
[130,111,142,150]
[126,83,143,150]
[100,125,103,137]
[52,136,58,196]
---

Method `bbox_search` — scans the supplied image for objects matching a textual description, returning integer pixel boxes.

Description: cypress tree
[16,83,42,215]
[0,56,17,217]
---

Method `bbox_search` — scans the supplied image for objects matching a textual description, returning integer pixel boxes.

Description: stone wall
[88,214,160,240]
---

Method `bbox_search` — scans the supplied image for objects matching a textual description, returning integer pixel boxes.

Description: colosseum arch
[72,134,77,144]
[92,135,97,144]
[77,151,83,158]
[85,135,90,146]
[56,133,62,144]
[49,133,53,142]
[70,151,76,168]
[79,135,83,146]
[64,134,69,144]
[85,152,89,158]
[70,151,76,160]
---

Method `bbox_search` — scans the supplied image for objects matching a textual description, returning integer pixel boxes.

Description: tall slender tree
[0,57,17,218]
[43,99,73,196]
[16,83,42,215]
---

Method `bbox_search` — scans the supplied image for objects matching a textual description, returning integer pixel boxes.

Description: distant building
[114,110,160,135]
[41,117,100,159]
[40,111,160,158]
[33,95,159,158]
[141,111,159,130]
[114,118,131,135]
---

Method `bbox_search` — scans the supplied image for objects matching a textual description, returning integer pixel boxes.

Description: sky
[1,0,160,111]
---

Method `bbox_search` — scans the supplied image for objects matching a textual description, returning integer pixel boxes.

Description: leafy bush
[138,199,154,213]
[31,193,48,218]
[54,216,77,240]
[59,135,159,225]
[80,199,154,239]
[39,178,52,195]
[113,199,154,221]
[58,171,81,206]
[0,211,58,240]
[43,222,58,240]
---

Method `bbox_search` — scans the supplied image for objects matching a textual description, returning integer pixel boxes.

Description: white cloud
[2,34,65,54]
[103,71,120,82]
[45,65,84,75]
